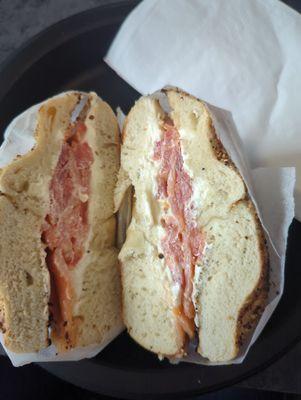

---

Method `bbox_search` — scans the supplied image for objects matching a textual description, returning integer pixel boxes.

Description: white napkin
[105,0,301,219]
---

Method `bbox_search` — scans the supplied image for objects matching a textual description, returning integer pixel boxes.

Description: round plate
[0,2,300,399]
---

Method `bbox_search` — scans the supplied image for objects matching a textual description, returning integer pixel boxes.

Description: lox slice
[0,92,123,353]
[117,89,268,361]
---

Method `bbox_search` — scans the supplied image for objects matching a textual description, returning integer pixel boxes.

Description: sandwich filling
[154,118,205,339]
[43,118,94,348]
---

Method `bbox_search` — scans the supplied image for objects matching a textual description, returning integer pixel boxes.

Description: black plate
[0,1,300,399]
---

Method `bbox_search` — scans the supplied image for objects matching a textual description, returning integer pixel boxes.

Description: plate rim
[39,334,301,399]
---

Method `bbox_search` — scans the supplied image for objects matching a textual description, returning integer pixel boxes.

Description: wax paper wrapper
[117,89,295,365]
[0,92,124,366]
[104,0,301,220]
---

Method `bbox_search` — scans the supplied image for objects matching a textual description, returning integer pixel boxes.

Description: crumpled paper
[117,90,295,365]
[0,92,124,366]
[105,0,301,220]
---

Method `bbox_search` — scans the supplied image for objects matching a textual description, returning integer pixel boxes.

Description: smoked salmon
[43,120,94,347]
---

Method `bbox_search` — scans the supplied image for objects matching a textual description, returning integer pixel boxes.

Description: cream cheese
[192,242,213,328]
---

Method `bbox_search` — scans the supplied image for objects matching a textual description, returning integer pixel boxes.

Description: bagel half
[116,88,268,362]
[0,91,123,353]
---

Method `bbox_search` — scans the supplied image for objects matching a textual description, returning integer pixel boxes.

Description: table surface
[0,0,300,396]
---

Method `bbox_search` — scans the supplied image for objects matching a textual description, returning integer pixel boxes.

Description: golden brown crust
[235,207,269,349]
